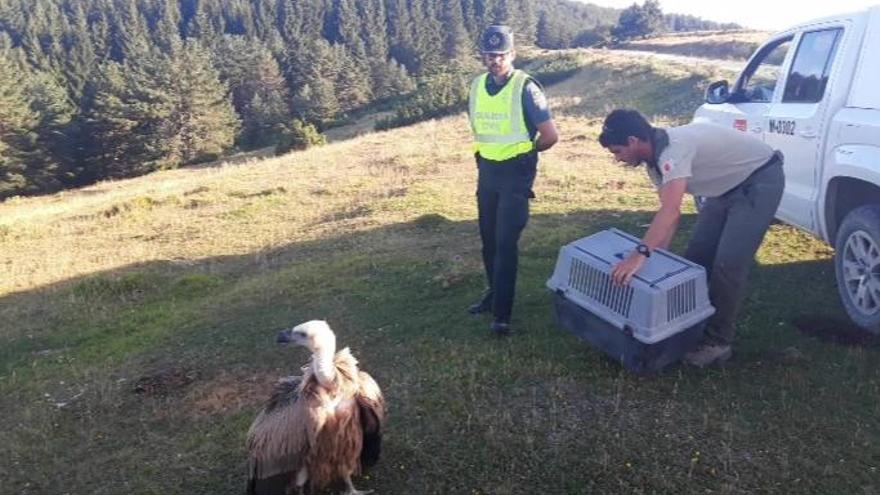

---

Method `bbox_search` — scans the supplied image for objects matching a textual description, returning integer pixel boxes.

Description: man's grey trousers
[684,157,785,345]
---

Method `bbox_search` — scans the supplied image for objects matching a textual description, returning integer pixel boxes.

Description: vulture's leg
[342,475,373,495]
[294,467,309,495]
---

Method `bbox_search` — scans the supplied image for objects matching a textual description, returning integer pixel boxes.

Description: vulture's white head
[276,320,336,354]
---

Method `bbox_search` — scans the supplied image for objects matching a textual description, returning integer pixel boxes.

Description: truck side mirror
[705,80,730,104]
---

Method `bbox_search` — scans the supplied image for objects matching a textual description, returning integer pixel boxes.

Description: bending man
[599,109,784,367]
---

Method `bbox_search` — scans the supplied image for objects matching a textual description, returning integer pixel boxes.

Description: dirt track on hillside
[609,48,747,73]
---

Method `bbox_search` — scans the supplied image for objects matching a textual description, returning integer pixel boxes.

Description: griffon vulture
[246,320,385,495]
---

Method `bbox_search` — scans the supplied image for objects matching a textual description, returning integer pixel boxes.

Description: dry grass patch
[617,30,771,61]
[0,118,473,296]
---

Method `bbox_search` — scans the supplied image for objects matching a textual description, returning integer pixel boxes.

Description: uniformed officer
[599,109,785,367]
[467,25,559,335]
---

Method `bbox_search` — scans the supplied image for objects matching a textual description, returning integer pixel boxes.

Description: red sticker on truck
[734,119,747,132]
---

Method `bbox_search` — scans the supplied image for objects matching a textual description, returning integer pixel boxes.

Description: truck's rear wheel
[835,205,880,334]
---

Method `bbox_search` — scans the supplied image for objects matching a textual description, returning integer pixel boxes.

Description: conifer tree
[86,41,237,178]
[109,0,154,60]
[0,47,41,197]
[162,40,238,165]
[333,43,372,112]
[640,0,665,35]
[440,0,472,60]
[85,56,167,179]
[371,57,416,99]
[459,0,479,36]
[360,0,389,60]
[151,0,184,52]
[512,0,537,46]
[212,35,291,148]
[24,67,77,188]
[328,0,364,52]
[0,35,74,197]
[185,10,220,45]
[327,0,373,110]
[385,0,419,72]
[491,0,514,27]
[291,39,341,125]
[612,1,664,41]
[409,0,445,73]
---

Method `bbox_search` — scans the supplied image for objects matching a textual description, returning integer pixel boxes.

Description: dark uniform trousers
[684,154,785,345]
[476,151,538,321]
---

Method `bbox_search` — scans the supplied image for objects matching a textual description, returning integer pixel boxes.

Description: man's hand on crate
[612,250,647,285]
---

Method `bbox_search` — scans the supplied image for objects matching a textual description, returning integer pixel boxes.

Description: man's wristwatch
[636,243,651,258]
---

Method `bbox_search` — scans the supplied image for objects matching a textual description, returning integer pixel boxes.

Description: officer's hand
[612,251,646,286]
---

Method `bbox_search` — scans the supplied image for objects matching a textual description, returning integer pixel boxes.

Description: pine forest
[0,0,735,198]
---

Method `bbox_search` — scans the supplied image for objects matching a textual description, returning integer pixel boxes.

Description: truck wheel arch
[825,177,880,241]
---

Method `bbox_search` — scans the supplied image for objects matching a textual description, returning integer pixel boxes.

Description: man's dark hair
[598,109,653,147]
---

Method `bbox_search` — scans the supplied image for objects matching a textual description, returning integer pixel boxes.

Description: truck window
[739,38,792,103]
[782,28,842,103]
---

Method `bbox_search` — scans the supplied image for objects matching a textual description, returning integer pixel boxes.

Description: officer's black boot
[468,290,493,315]
[490,317,511,336]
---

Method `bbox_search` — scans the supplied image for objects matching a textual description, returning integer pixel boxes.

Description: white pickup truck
[694,6,880,332]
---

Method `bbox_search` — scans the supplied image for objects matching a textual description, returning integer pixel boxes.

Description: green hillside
[2,50,877,494]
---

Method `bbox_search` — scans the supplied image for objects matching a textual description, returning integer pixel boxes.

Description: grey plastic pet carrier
[547,228,715,372]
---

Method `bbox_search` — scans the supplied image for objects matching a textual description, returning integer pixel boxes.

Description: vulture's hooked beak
[276,328,294,344]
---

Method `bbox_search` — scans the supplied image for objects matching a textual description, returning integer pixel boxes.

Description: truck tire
[835,205,880,334]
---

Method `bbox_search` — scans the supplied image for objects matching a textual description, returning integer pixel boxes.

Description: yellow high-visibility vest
[468,69,534,162]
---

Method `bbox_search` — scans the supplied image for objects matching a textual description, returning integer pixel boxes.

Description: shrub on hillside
[374,71,470,131]
[573,26,613,48]
[523,53,585,86]
[275,120,326,155]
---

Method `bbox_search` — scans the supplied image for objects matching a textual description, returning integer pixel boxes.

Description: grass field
[2,51,879,494]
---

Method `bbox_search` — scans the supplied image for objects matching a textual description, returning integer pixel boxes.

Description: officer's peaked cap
[481,25,514,53]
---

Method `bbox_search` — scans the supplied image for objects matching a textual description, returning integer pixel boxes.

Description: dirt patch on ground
[183,370,283,419]
[133,367,199,396]
[792,315,880,347]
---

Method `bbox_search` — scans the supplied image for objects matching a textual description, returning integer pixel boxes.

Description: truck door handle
[799,130,817,139]
[750,126,762,133]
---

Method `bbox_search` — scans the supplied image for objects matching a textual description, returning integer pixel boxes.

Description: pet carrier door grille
[667,279,697,322]
[568,258,634,317]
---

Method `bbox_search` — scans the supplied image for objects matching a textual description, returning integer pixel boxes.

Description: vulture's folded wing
[356,371,385,468]
[246,376,311,494]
